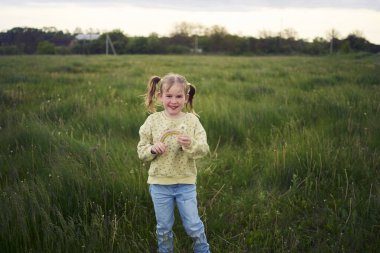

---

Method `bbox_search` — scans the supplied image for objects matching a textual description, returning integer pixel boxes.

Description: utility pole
[194,35,198,54]
[105,34,116,55]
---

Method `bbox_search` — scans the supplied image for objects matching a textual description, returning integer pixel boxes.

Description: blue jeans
[149,184,210,253]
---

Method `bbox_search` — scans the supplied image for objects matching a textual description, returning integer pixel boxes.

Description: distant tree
[258,30,275,39]
[11,27,45,54]
[306,37,329,55]
[281,28,298,40]
[257,36,282,54]
[85,28,100,35]
[205,25,228,37]
[340,41,351,54]
[172,22,192,36]
[1,24,379,55]
[0,45,21,55]
[127,36,148,54]
[226,35,249,55]
[326,28,340,54]
[104,30,128,54]
[205,25,228,53]
[75,30,127,54]
[37,41,56,54]
[43,28,73,47]
[168,22,196,53]
[344,33,370,52]
[42,26,58,33]
[255,30,287,54]
[73,27,83,35]
[172,23,205,54]
[351,30,365,38]
[166,44,189,54]
[171,22,205,37]
[245,37,259,54]
[146,33,162,54]
[85,39,103,54]
[0,27,72,54]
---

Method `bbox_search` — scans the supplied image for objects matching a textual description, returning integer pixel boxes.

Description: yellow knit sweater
[137,111,209,184]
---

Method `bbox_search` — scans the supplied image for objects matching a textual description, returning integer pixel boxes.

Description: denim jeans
[149,184,210,253]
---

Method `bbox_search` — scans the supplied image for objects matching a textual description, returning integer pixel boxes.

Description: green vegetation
[1,26,379,55]
[0,54,379,252]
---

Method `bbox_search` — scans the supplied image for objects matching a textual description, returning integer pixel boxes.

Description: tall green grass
[1,54,379,252]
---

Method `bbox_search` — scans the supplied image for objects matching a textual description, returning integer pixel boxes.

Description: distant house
[71,33,116,55]
[71,34,101,54]
[75,34,100,41]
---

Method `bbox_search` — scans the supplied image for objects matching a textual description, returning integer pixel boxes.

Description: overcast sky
[1,0,380,43]
[2,0,380,10]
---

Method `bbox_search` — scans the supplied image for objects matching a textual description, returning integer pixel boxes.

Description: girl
[137,73,210,253]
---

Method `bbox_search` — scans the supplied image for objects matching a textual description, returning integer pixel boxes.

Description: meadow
[0,54,379,252]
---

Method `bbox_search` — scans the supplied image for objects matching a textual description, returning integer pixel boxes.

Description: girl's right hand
[151,142,167,154]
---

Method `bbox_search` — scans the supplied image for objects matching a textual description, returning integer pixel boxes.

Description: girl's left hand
[177,134,192,147]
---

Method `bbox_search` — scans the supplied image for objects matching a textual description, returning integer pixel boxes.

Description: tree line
[1,24,379,55]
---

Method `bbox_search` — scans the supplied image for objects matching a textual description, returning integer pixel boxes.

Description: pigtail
[145,76,161,113]
[186,83,198,116]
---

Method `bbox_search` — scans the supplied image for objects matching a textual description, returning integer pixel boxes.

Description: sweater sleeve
[182,118,210,159]
[137,116,157,162]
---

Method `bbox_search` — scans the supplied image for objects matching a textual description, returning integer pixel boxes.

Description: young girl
[137,73,211,253]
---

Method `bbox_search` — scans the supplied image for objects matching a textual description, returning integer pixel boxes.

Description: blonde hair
[144,73,197,115]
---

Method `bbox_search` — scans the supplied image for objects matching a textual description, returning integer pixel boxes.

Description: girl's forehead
[163,83,186,93]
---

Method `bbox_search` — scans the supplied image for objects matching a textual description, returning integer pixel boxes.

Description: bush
[37,41,56,54]
[0,45,22,55]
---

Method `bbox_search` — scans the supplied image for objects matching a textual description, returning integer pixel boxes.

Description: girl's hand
[177,134,192,147]
[151,142,167,154]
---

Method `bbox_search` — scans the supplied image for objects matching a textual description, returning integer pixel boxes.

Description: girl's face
[159,83,188,118]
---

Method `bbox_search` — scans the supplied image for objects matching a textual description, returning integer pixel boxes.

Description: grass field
[0,54,379,252]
